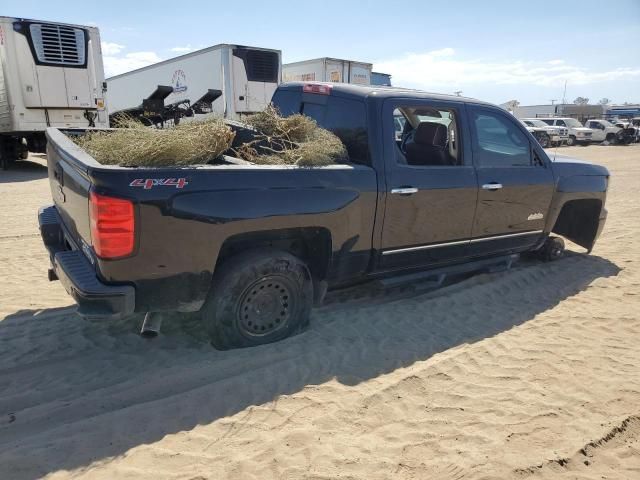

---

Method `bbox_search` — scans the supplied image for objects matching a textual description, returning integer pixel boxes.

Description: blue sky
[5,0,640,105]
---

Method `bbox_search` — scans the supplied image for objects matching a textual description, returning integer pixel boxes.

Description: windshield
[598,120,614,128]
[417,111,453,127]
[565,118,584,128]
[527,119,548,128]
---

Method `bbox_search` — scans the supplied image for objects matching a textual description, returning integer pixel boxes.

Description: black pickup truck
[39,83,609,349]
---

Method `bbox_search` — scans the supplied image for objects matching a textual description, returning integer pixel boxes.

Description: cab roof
[278,82,495,107]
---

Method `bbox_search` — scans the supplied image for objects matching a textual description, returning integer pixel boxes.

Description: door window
[470,110,531,167]
[393,105,462,167]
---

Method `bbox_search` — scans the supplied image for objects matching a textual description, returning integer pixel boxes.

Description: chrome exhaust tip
[140,312,162,338]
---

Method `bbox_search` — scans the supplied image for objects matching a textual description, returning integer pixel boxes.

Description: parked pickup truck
[583,119,621,143]
[520,118,569,146]
[538,117,594,146]
[39,83,610,349]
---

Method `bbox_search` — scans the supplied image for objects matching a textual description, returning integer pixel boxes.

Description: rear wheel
[202,249,313,350]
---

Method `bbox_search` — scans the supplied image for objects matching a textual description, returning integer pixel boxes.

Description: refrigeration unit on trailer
[0,17,108,169]
[282,58,372,85]
[106,44,281,122]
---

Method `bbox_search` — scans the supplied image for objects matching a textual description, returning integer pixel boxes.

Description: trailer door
[324,59,344,82]
[231,48,280,114]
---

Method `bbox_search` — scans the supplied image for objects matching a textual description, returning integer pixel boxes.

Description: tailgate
[45,128,95,250]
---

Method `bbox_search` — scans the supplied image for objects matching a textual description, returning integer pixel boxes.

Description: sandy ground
[1,146,639,480]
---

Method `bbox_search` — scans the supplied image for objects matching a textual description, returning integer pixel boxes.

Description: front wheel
[538,133,550,148]
[201,249,313,350]
[537,237,565,262]
[566,135,576,146]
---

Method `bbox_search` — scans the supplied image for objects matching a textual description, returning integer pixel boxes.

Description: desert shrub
[75,116,235,167]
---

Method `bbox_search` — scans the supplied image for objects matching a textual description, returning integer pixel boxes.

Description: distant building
[505,102,640,121]
[605,104,640,118]
[371,72,392,86]
[511,103,604,122]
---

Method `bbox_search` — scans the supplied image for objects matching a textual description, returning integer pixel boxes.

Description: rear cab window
[271,89,371,165]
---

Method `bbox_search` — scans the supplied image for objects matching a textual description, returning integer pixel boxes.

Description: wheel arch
[215,227,333,282]
[550,198,606,252]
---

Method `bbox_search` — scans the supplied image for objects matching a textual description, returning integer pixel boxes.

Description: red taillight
[303,83,332,95]
[89,191,135,259]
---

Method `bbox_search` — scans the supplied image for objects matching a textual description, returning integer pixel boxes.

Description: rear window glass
[271,90,301,116]
[271,90,370,166]
[302,96,370,166]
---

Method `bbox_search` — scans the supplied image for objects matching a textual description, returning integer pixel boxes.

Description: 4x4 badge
[129,178,188,190]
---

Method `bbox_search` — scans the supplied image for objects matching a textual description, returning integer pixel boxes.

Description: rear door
[378,99,478,270]
[467,106,554,256]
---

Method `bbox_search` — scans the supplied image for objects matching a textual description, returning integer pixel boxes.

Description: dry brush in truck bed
[235,105,347,166]
[75,116,236,167]
[75,107,346,167]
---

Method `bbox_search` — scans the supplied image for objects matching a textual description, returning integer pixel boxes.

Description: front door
[378,99,478,270]
[467,106,555,256]
[585,120,605,141]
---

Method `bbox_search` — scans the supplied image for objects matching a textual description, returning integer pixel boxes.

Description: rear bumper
[38,205,135,320]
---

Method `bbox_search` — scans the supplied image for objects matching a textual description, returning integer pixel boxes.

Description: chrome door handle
[482,183,503,190]
[391,187,419,195]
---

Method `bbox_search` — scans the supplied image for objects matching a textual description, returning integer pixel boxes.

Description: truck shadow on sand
[0,252,620,479]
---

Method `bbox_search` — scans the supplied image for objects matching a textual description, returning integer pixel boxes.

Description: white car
[521,118,568,146]
[538,117,594,146]
[584,119,621,143]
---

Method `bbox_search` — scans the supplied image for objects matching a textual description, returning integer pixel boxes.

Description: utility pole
[562,80,567,105]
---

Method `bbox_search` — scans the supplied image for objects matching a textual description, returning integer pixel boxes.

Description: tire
[566,135,576,146]
[606,133,616,145]
[538,133,550,148]
[202,249,313,350]
[538,237,565,262]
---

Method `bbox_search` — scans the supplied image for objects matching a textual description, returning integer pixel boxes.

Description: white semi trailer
[283,58,372,85]
[0,17,108,169]
[106,44,281,121]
